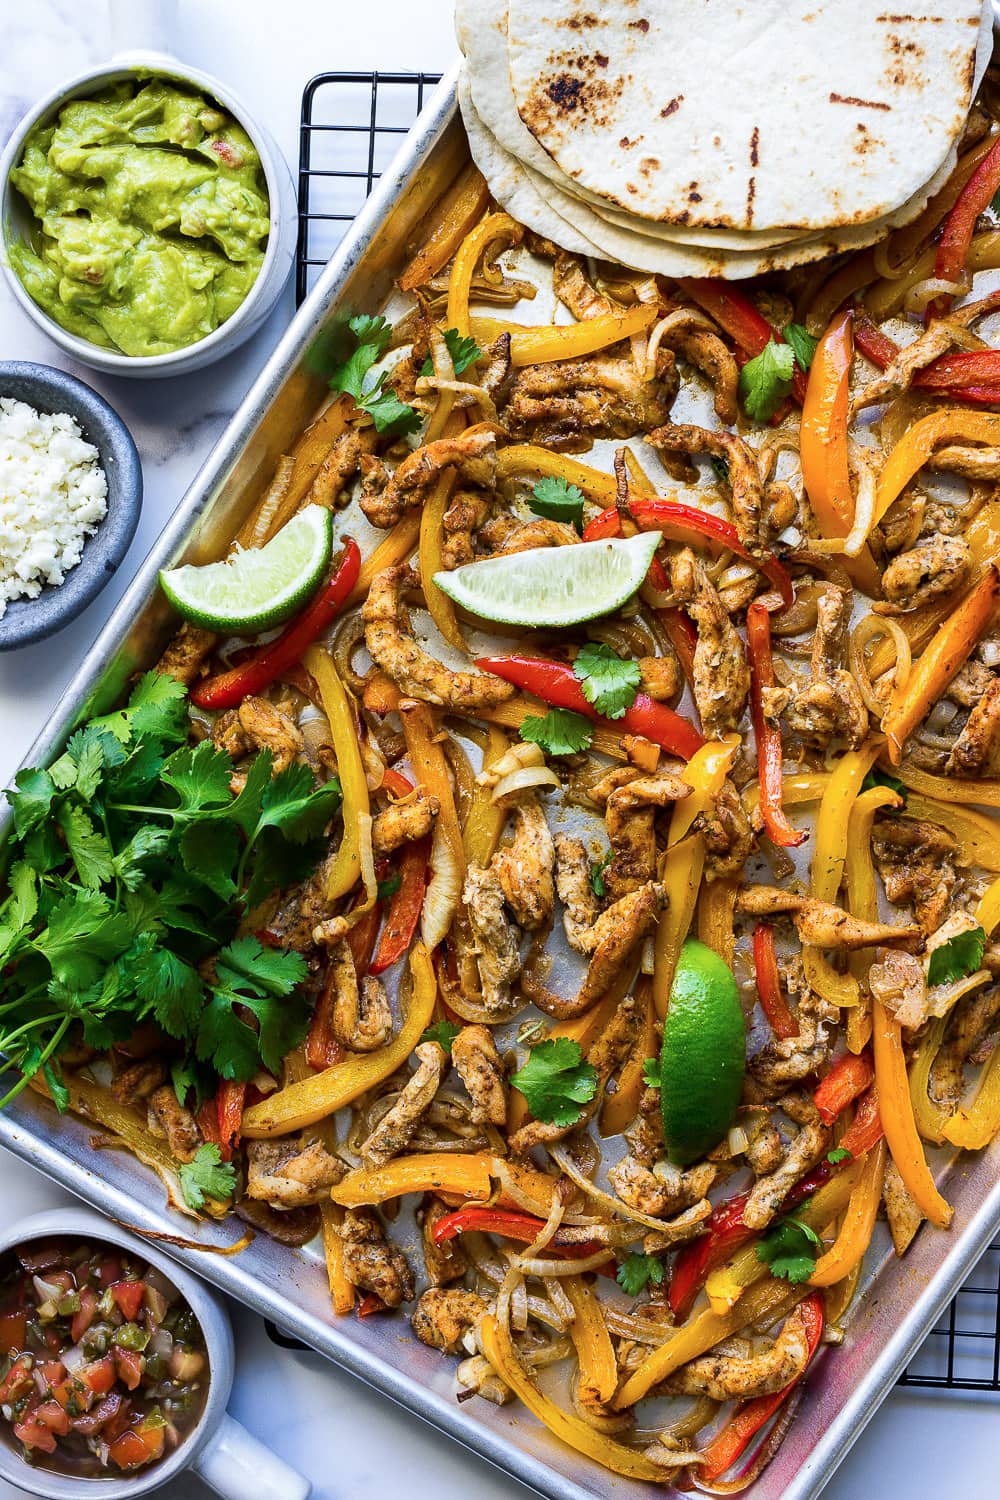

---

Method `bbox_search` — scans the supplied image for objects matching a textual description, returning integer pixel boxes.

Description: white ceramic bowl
[0,2,296,379]
[0,1207,310,1500]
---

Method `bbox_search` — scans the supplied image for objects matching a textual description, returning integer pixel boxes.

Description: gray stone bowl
[0,361,142,650]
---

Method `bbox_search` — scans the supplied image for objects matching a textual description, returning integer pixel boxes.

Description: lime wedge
[659,939,746,1166]
[433,532,660,628]
[159,507,333,632]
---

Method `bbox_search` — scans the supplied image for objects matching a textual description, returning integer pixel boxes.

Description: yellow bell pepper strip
[494,445,620,507]
[303,646,371,903]
[346,513,422,608]
[900,794,1000,872]
[874,412,1000,535]
[242,941,437,1137]
[398,162,490,292]
[943,1044,1000,1151]
[653,737,740,1019]
[747,600,808,849]
[235,396,353,548]
[563,1277,619,1408]
[845,785,903,927]
[399,698,466,951]
[469,303,657,367]
[419,465,466,653]
[888,758,1000,809]
[882,565,1000,765]
[447,212,522,340]
[330,1151,494,1208]
[864,230,1000,323]
[872,998,953,1227]
[320,1205,354,1315]
[477,696,628,761]
[909,1015,951,1145]
[460,723,509,866]
[479,1314,669,1484]
[976,874,1000,936]
[809,1141,887,1287]
[599,978,655,1137]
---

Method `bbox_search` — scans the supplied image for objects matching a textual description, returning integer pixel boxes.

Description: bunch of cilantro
[0,672,341,1116]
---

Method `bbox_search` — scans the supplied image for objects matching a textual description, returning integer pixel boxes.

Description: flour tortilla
[505,0,986,231]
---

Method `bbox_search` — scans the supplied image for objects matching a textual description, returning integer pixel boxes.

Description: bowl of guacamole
[2,73,295,376]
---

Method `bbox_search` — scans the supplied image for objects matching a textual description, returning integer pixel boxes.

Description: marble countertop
[0,4,996,1497]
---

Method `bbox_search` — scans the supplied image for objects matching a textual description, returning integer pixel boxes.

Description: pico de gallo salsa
[0,1238,208,1477]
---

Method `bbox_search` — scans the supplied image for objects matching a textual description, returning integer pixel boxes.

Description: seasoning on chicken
[883,1158,925,1256]
[146,1086,201,1163]
[359,422,500,529]
[451,1024,509,1127]
[324,941,394,1052]
[649,423,764,553]
[747,987,837,1097]
[736,886,921,949]
[111,1058,166,1106]
[610,1156,717,1219]
[462,864,524,1012]
[741,1094,831,1230]
[245,1136,344,1208]
[571,881,667,1015]
[233,696,304,780]
[307,423,378,509]
[420,1198,469,1286]
[441,488,493,569]
[554,834,602,953]
[501,352,677,453]
[662,1305,812,1400]
[371,786,440,854]
[670,548,750,736]
[875,537,972,615]
[692,778,754,882]
[782,587,868,750]
[490,796,555,930]
[654,312,740,426]
[589,766,690,899]
[871,817,959,935]
[945,678,1000,776]
[340,1207,415,1307]
[155,622,216,684]
[359,1041,448,1169]
[412,1288,488,1354]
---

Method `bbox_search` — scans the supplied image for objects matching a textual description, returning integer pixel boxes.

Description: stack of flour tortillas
[456,0,994,278]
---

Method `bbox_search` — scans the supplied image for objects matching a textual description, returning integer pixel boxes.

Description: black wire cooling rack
[294,69,1000,1394]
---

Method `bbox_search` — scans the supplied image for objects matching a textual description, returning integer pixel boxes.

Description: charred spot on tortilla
[829,92,892,110]
[628,17,650,30]
[660,96,683,118]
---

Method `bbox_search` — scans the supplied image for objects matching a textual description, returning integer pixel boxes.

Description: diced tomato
[72,1391,125,1437]
[39,1360,66,1386]
[33,1400,71,1436]
[0,1353,34,1404]
[0,1311,26,1356]
[109,1420,165,1470]
[71,1286,98,1344]
[114,1347,145,1391]
[109,1281,145,1321]
[13,1401,57,1454]
[82,1356,117,1397]
[96,1256,122,1289]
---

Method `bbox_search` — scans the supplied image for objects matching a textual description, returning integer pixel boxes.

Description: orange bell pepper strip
[751,923,798,1039]
[479,1314,669,1484]
[809,1142,887,1289]
[875,413,1000,535]
[398,163,490,292]
[399,699,465,951]
[882,565,1000,764]
[696,1293,826,1482]
[813,1051,874,1125]
[928,134,1000,320]
[563,1276,619,1408]
[369,837,429,975]
[241,941,437,1137]
[697,874,738,968]
[321,1204,355,1316]
[871,998,953,1227]
[330,1151,495,1208]
[746,600,807,849]
[346,514,422,609]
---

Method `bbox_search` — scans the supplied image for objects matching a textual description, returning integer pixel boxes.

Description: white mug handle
[108,0,178,57]
[193,1412,312,1500]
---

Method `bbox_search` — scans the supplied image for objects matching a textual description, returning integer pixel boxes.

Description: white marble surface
[0,3,997,1497]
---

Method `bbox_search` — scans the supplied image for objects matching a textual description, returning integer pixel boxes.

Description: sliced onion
[414,375,498,423]
[515,1249,614,1276]
[420,819,463,951]
[62,1342,88,1372]
[903,275,971,316]
[644,306,714,380]
[550,1143,713,1237]
[807,444,876,557]
[490,765,559,803]
[32,1275,62,1304]
[850,613,911,715]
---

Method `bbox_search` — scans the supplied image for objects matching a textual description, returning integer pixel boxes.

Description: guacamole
[8,79,270,357]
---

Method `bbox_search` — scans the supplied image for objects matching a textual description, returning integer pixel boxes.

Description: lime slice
[433,532,660,628]
[659,939,746,1166]
[159,508,333,632]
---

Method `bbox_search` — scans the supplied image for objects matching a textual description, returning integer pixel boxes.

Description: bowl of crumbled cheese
[0,361,141,649]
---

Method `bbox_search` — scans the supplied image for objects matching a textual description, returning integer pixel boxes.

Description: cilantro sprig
[739,339,796,423]
[179,1143,237,1212]
[520,709,593,757]
[421,1020,461,1054]
[782,323,818,373]
[573,642,641,720]
[617,1253,664,1297]
[528,476,585,531]
[589,849,613,899]
[329,314,422,435]
[511,1037,597,1126]
[419,327,481,378]
[755,1203,821,1283]
[927,925,987,987]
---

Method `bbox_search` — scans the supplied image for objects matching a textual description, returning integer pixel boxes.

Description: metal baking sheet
[3,64,1000,1500]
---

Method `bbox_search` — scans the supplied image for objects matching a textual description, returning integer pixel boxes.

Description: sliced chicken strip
[876,537,971,615]
[155,623,215,685]
[327,942,393,1052]
[649,423,764,554]
[412,1289,488,1354]
[371,787,439,855]
[340,1207,414,1306]
[783,587,868,751]
[554,834,601,954]
[591,769,690,900]
[462,864,523,1013]
[358,422,500,529]
[871,817,959,937]
[245,1137,344,1209]
[359,1042,447,1169]
[662,1306,812,1400]
[491,795,555,931]
[610,1157,717,1219]
[146,1087,201,1163]
[742,1094,830,1230]
[736,887,920,949]
[451,1024,509,1128]
[421,1198,468,1286]
[670,548,750,736]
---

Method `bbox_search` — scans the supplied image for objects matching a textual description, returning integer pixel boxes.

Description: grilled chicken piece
[625,1086,665,1167]
[670,548,749,736]
[245,1137,344,1208]
[590,768,690,900]
[554,834,601,953]
[883,1158,924,1256]
[575,882,668,1012]
[655,313,740,425]
[649,424,763,553]
[610,1157,717,1219]
[736,887,920,950]
[946,678,1000,776]
[234,696,303,780]
[747,986,836,1098]
[363,565,515,710]
[783,587,868,750]
[211,708,249,760]
[929,444,1000,481]
[147,1087,201,1163]
[482,516,581,556]
[325,942,393,1052]
[552,250,617,320]
[358,422,499,529]
[111,1059,166,1106]
[420,1197,468,1286]
[154,623,216,685]
[502,352,677,453]
[412,1289,488,1354]
[462,864,523,1012]
[876,538,971,615]
[742,1094,830,1230]
[359,1042,447,1169]
[871,817,958,935]
[440,488,492,570]
[491,796,555,931]
[371,786,439,855]
[267,849,338,951]
[851,291,1000,414]
[693,778,754,882]
[451,1024,508,1128]
[638,653,683,703]
[307,424,377,508]
[930,984,1000,1111]
[340,1207,414,1307]
[744,1114,785,1175]
[662,1305,812,1400]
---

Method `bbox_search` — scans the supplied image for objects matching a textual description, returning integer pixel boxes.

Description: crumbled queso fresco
[0,396,108,618]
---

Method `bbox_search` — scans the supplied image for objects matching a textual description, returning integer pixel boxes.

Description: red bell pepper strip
[813,1051,874,1126]
[677,278,809,405]
[836,1081,884,1158]
[190,539,362,711]
[582,497,795,609]
[698,1293,825,1483]
[381,766,415,799]
[928,134,1000,321]
[746,600,806,849]
[215,1079,246,1161]
[752,924,799,1040]
[475,653,705,760]
[357,1292,390,1319]
[854,312,1000,406]
[658,607,698,695]
[369,836,430,975]
[668,1194,754,1321]
[305,963,347,1071]
[432,1205,606,1260]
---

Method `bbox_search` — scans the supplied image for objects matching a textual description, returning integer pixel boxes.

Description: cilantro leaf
[361,385,424,437]
[755,1205,821,1284]
[34,890,133,990]
[130,947,205,1040]
[827,1147,852,1165]
[420,328,481,377]
[178,1143,237,1212]
[378,872,402,902]
[6,766,57,837]
[42,1061,70,1114]
[197,937,310,1080]
[739,339,795,423]
[160,741,234,814]
[927,925,987,987]
[113,826,172,892]
[256,764,341,844]
[642,1057,661,1089]
[421,1020,461,1053]
[328,315,421,435]
[617,1253,664,1297]
[179,821,240,903]
[0,863,38,962]
[590,849,612,899]
[709,454,730,486]
[782,323,818,374]
[520,710,593,757]
[573,642,641,720]
[511,1037,598,1126]
[528,476,585,530]
[57,805,114,889]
